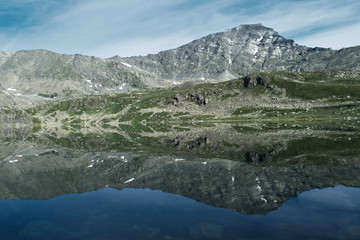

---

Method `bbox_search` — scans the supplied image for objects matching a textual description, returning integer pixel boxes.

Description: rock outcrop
[244,74,271,88]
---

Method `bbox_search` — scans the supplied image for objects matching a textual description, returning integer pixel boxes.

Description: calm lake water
[0,123,359,239]
[0,186,359,240]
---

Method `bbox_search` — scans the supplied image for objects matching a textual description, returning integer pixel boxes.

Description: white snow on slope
[121,62,132,68]
[124,178,135,183]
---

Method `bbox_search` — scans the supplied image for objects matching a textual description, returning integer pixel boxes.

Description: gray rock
[244,74,271,88]
[246,152,259,163]
[186,92,207,105]
[256,74,271,87]
[244,75,257,88]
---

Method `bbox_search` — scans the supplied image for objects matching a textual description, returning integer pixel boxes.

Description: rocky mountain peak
[123,23,319,80]
[226,23,276,35]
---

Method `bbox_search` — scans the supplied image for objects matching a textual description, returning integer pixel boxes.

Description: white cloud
[91,32,196,58]
[0,0,359,57]
[296,22,360,49]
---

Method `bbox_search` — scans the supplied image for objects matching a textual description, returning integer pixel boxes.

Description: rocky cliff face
[124,24,360,80]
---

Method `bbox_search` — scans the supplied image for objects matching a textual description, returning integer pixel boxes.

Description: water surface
[0,122,359,239]
[0,186,359,240]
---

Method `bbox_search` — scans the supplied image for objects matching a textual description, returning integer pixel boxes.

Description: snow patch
[256,36,264,44]
[15,155,23,158]
[87,163,94,168]
[14,93,22,96]
[85,80,92,84]
[174,158,185,162]
[7,88,17,91]
[118,82,127,90]
[256,177,261,185]
[202,162,207,165]
[231,176,235,183]
[209,42,218,48]
[9,160,19,163]
[249,44,259,56]
[260,195,268,203]
[172,81,181,85]
[226,37,235,45]
[256,185,262,191]
[200,77,205,80]
[124,178,135,183]
[120,156,128,163]
[121,62,132,68]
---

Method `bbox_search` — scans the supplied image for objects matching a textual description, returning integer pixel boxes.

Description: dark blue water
[0,186,359,240]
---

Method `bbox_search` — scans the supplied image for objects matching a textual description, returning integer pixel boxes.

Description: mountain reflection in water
[0,122,359,239]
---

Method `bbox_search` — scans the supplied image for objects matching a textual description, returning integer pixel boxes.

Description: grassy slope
[33,70,360,126]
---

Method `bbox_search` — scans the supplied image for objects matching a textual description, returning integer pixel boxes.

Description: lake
[0,122,359,239]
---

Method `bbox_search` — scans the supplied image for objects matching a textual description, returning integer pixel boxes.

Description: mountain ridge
[0,24,359,97]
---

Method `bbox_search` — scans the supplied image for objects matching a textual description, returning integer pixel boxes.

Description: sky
[0,0,360,58]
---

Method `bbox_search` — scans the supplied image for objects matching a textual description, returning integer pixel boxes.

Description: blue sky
[1,0,360,58]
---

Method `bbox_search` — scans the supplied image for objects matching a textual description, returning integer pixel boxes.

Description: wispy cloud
[0,0,359,57]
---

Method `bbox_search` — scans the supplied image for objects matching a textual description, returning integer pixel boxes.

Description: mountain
[0,50,154,97]
[0,24,360,98]
[124,24,360,80]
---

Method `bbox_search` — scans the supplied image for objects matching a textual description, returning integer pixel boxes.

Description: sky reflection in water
[0,186,359,240]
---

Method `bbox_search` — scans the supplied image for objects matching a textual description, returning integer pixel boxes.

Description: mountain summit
[123,24,360,80]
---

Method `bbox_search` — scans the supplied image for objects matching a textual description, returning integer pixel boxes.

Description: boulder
[186,92,207,105]
[256,75,271,87]
[244,74,271,88]
[244,76,257,88]
[246,152,259,163]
